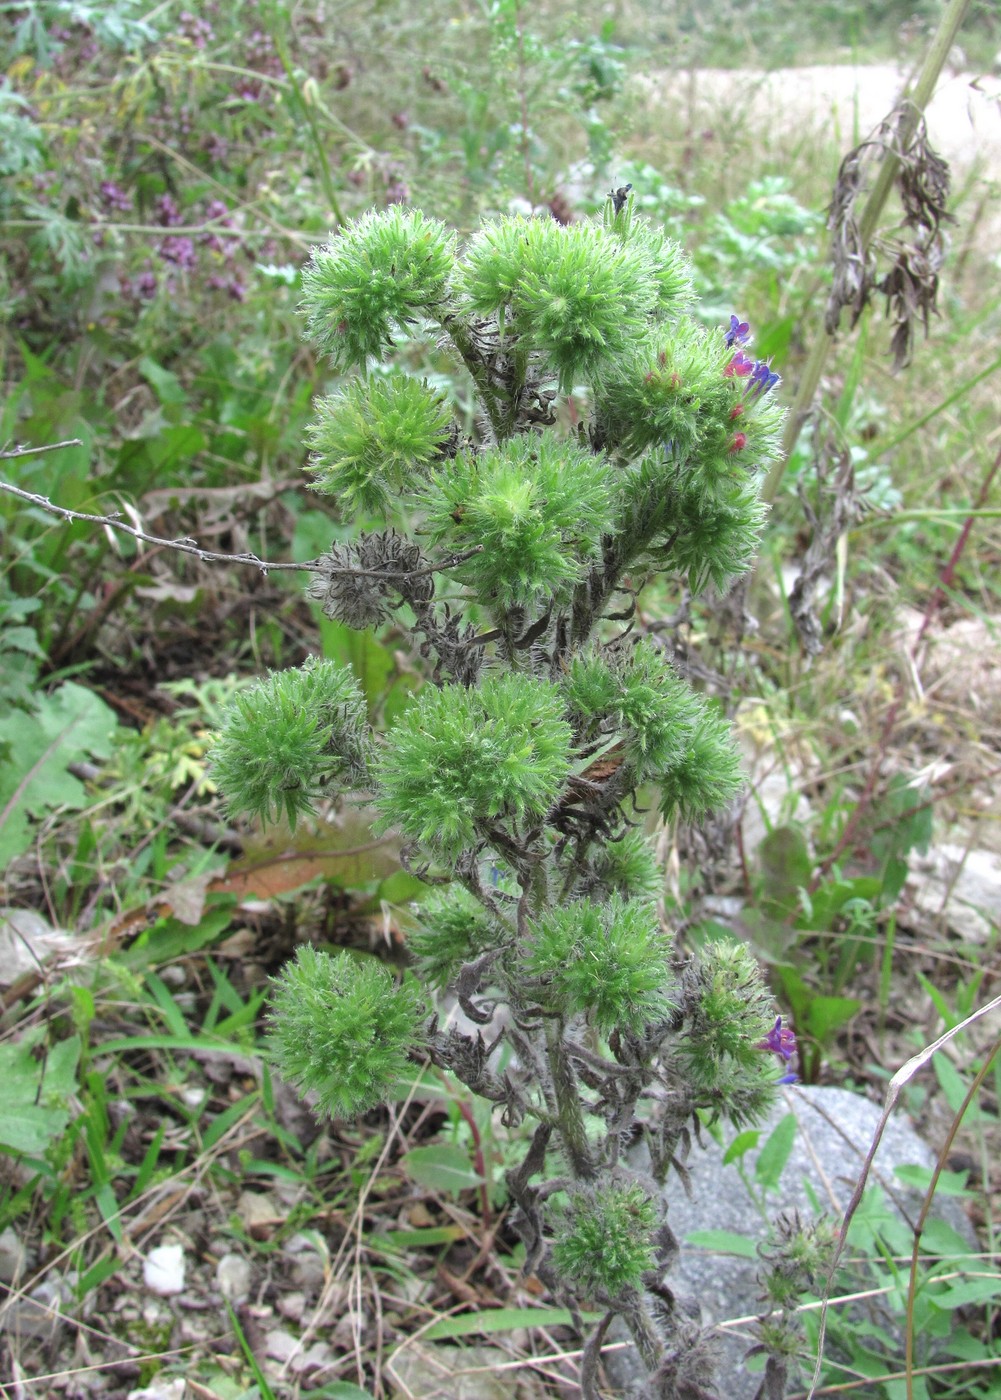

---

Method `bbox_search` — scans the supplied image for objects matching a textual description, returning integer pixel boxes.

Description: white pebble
[143,1244,186,1296]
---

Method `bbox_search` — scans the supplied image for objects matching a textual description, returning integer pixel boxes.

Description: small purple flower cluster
[179,11,215,49]
[154,194,183,228]
[99,180,132,214]
[237,29,283,102]
[757,1016,799,1083]
[159,235,198,270]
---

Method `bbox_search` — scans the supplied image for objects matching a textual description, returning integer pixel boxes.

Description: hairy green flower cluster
[562,639,743,819]
[409,885,508,991]
[306,373,452,519]
[375,673,573,861]
[682,940,776,1083]
[267,945,427,1118]
[525,894,673,1034]
[551,1180,659,1299]
[301,207,454,368]
[211,658,370,828]
[590,829,663,901]
[656,702,744,822]
[667,471,768,592]
[421,431,614,610]
[595,320,729,459]
[457,216,658,389]
[564,639,699,778]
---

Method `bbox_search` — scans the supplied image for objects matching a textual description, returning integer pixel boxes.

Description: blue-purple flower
[725,313,750,348]
[758,1016,798,1083]
[746,361,780,400]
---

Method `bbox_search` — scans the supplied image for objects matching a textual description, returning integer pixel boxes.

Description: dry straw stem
[804,990,1001,1400]
[761,0,973,505]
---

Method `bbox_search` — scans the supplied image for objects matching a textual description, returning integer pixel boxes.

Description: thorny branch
[0,444,481,582]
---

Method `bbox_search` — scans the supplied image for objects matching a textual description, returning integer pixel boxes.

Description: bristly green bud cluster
[408,885,509,991]
[301,207,454,368]
[421,431,614,610]
[551,1180,659,1299]
[525,894,673,1034]
[374,673,572,862]
[306,373,452,519]
[681,940,777,1088]
[589,829,664,902]
[457,216,663,390]
[266,945,427,1119]
[211,194,796,1393]
[212,658,370,829]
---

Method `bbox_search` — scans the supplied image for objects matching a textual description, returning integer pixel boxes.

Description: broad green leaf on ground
[400,1143,483,1196]
[0,1030,81,1155]
[0,682,117,866]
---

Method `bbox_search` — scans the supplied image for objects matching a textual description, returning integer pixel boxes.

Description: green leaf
[379,1225,468,1250]
[722,1130,760,1165]
[685,1229,759,1259]
[754,1112,797,1193]
[0,682,117,865]
[803,994,861,1044]
[894,1165,970,1196]
[422,1306,602,1341]
[757,825,812,919]
[928,1275,1001,1310]
[0,1032,80,1155]
[400,1143,483,1197]
[139,356,187,406]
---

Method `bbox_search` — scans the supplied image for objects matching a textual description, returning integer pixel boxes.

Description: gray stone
[602,1084,975,1399]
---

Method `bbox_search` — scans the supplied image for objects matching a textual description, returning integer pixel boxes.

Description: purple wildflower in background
[758,1016,798,1083]
[99,180,132,214]
[135,269,158,300]
[155,194,182,227]
[159,235,197,270]
[725,313,750,348]
[179,10,215,48]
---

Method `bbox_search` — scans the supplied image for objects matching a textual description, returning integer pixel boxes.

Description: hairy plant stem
[546,1019,595,1180]
[441,315,508,442]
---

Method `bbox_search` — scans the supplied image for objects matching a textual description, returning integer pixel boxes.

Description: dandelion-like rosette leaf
[267,946,427,1118]
[375,674,573,861]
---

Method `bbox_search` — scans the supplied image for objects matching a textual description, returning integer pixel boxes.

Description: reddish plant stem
[455,1098,492,1228]
[912,442,1001,657]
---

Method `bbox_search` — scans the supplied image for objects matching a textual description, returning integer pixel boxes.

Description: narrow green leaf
[754,1112,797,1193]
[422,1306,602,1341]
[722,1130,760,1165]
[685,1229,759,1259]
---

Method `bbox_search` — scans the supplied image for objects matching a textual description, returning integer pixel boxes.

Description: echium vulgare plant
[213,194,794,1398]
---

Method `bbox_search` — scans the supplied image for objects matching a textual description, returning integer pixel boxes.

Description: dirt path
[644,64,1000,229]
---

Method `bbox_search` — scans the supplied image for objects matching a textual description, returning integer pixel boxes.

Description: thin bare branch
[0,467,482,581]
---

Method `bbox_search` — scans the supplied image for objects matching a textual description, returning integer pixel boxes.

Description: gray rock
[603,1085,975,1399]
